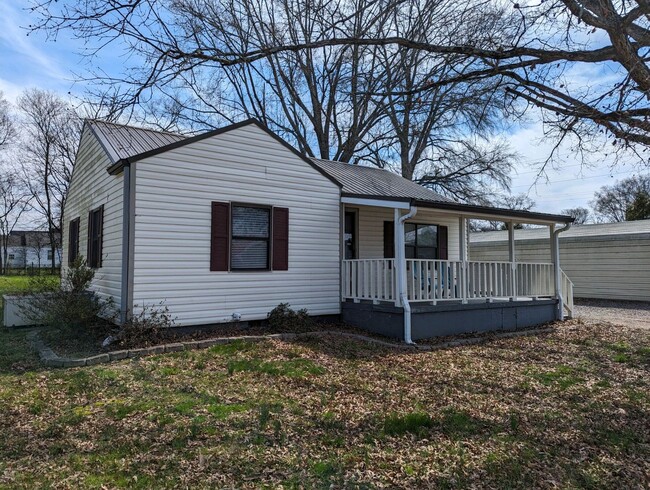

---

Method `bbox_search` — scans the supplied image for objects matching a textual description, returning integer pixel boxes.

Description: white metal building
[470,220,650,302]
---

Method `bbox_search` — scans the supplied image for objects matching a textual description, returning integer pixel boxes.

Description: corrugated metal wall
[470,234,650,302]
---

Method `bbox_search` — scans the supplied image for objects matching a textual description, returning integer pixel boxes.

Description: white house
[4,231,61,270]
[470,220,650,302]
[62,119,574,341]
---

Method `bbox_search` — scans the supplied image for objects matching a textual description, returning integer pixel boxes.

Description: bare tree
[29,0,522,201]
[471,193,536,231]
[0,92,16,150]
[17,89,82,272]
[355,1,515,203]
[591,175,650,222]
[33,0,649,160]
[0,171,31,275]
[560,207,591,225]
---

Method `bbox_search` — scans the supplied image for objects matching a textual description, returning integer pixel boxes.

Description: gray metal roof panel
[470,219,650,243]
[310,158,453,203]
[87,120,187,163]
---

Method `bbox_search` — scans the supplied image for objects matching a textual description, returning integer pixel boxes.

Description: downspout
[398,205,418,344]
[119,164,131,325]
[553,222,572,320]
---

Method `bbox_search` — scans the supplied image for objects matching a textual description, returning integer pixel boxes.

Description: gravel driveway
[574,299,650,329]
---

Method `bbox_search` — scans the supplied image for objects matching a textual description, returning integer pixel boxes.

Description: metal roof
[86,118,571,223]
[470,219,650,243]
[310,158,452,203]
[87,120,187,163]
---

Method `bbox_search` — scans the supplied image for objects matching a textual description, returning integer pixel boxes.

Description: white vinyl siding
[470,234,650,302]
[131,124,341,325]
[352,205,461,261]
[61,127,124,305]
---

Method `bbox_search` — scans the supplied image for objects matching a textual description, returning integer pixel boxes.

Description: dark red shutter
[383,221,394,258]
[68,218,79,264]
[437,225,448,260]
[87,210,93,264]
[272,207,289,270]
[97,205,104,268]
[210,202,230,271]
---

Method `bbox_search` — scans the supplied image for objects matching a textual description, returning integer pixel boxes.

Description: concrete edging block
[164,343,185,353]
[109,350,129,361]
[85,354,110,365]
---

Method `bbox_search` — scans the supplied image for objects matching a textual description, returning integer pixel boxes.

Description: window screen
[231,205,270,270]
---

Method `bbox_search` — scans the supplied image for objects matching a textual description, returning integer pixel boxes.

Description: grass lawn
[0,319,648,488]
[0,275,59,373]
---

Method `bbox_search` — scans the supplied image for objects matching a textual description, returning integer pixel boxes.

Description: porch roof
[310,158,452,203]
[310,159,572,225]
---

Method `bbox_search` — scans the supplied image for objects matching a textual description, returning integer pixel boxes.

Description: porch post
[550,223,562,317]
[549,223,557,298]
[394,208,401,307]
[508,221,517,300]
[459,217,468,304]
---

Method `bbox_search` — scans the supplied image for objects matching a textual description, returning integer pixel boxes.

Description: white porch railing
[342,259,573,316]
[341,259,396,302]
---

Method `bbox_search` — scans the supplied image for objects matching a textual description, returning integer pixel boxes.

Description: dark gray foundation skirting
[341,299,559,341]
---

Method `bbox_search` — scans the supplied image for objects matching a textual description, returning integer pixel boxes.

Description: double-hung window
[210,202,289,272]
[230,205,271,270]
[404,223,438,259]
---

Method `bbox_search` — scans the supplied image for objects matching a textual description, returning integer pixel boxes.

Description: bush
[19,258,115,332]
[115,302,176,348]
[267,303,312,332]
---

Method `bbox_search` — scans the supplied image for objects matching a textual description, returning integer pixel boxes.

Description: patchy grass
[0,320,649,488]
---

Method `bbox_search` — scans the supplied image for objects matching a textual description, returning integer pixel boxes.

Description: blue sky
[0,2,643,216]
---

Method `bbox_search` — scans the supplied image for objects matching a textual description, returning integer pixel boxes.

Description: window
[405,223,438,259]
[384,221,448,260]
[210,202,289,272]
[231,205,271,270]
[87,206,104,268]
[47,250,53,261]
[8,254,14,260]
[68,217,80,264]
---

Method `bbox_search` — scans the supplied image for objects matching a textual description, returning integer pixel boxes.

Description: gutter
[552,222,572,320]
[397,205,418,344]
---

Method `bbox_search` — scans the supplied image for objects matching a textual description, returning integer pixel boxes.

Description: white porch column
[459,217,468,303]
[550,223,563,319]
[550,223,557,298]
[508,221,517,300]
[394,208,401,307]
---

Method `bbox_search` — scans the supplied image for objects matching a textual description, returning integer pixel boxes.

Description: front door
[344,211,357,259]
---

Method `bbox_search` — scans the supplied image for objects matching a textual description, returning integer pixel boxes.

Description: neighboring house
[470,220,650,302]
[4,231,61,269]
[62,119,574,341]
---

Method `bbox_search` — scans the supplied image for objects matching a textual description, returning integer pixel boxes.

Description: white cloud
[505,119,640,214]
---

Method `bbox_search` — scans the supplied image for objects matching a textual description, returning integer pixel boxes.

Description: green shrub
[19,257,115,332]
[267,303,312,332]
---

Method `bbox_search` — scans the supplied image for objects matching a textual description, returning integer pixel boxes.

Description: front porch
[342,258,573,310]
[340,198,574,341]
